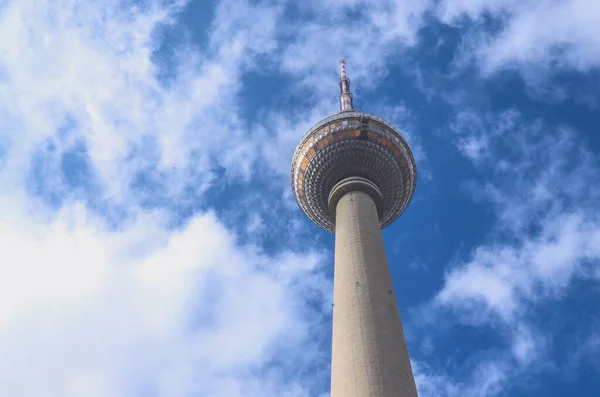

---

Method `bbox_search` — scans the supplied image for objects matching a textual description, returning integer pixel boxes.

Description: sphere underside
[291,111,417,232]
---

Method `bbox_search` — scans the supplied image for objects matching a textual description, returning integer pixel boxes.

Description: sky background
[0,0,599,396]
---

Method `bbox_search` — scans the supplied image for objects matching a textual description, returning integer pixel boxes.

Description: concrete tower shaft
[329,178,419,397]
[290,61,419,397]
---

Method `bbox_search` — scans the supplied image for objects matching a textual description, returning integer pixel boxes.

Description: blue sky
[0,0,599,396]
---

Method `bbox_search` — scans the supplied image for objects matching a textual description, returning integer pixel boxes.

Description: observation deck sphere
[290,110,417,232]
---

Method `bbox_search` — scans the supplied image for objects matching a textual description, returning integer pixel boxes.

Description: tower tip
[339,59,347,78]
[338,60,353,111]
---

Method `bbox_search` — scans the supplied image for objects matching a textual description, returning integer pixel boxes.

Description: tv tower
[290,60,418,397]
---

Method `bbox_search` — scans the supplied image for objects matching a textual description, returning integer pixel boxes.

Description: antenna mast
[339,59,354,111]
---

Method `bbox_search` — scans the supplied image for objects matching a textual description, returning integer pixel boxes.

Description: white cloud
[413,357,509,397]
[0,200,330,396]
[440,111,600,317]
[438,0,600,75]
[281,0,430,93]
[0,0,288,211]
[437,212,600,322]
[510,325,545,365]
[0,0,333,395]
[416,110,600,396]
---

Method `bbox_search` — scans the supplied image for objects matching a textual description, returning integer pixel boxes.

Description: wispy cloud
[439,0,600,84]
[0,0,334,395]
[411,109,600,396]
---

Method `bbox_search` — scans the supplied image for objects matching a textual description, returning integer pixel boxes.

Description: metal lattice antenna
[339,59,354,111]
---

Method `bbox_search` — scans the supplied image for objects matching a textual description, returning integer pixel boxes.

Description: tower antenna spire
[339,59,354,111]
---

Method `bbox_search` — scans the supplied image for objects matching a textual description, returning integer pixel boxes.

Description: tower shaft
[331,189,419,397]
